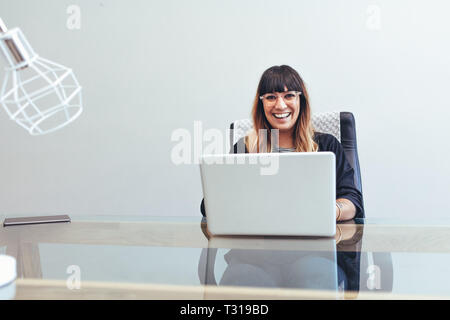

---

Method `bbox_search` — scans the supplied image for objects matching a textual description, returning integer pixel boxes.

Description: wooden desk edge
[14,279,447,300]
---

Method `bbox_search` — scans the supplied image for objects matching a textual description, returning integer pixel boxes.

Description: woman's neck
[277,130,295,149]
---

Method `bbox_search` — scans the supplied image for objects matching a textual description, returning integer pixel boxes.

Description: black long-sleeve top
[201,132,364,219]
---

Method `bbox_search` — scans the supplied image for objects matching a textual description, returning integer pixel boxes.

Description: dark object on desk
[3,215,71,227]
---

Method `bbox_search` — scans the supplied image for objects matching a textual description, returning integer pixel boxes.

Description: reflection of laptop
[202,236,338,298]
[199,152,336,237]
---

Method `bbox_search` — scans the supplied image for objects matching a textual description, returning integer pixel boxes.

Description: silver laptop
[200,152,336,237]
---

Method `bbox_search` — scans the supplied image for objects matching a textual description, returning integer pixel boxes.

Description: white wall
[0,0,449,219]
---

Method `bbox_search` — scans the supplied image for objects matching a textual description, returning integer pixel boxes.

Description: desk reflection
[198,221,365,295]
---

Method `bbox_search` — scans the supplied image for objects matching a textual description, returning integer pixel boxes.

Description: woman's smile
[273,112,291,119]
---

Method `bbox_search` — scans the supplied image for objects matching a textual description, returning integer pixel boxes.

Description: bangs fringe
[259,66,303,95]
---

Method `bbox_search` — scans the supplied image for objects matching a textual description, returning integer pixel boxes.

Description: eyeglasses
[259,91,301,106]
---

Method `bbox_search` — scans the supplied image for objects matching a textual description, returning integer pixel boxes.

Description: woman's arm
[319,133,364,219]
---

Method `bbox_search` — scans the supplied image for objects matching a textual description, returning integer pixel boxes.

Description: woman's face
[261,87,300,132]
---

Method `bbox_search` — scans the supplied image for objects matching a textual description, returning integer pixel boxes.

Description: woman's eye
[284,94,295,100]
[266,95,277,101]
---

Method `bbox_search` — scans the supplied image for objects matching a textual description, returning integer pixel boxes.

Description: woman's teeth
[273,112,291,119]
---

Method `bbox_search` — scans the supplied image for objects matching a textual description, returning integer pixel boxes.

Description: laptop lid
[200,152,336,237]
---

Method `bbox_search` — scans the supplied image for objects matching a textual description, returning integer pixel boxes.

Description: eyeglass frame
[259,91,302,105]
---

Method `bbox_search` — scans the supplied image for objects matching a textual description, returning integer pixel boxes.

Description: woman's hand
[335,198,356,221]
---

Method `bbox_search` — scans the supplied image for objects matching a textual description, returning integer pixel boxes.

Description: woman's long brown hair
[246,65,318,153]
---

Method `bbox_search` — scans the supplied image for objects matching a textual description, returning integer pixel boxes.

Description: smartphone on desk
[3,215,71,227]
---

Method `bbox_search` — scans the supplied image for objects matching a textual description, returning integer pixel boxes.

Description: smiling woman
[244,65,363,221]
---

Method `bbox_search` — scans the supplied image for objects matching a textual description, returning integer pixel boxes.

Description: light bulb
[0,18,82,135]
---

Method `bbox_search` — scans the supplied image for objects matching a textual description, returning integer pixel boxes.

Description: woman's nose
[275,96,288,109]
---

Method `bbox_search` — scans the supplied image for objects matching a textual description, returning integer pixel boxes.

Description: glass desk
[1,215,450,299]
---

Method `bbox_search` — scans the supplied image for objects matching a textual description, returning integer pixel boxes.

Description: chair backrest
[229,111,363,202]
